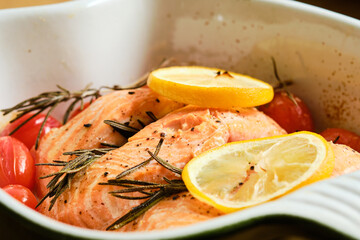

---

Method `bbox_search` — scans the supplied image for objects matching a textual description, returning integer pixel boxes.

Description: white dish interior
[0,0,359,239]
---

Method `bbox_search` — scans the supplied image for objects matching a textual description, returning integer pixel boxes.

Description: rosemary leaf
[104,120,139,133]
[35,102,59,149]
[63,147,116,156]
[104,119,139,139]
[115,159,151,180]
[137,119,146,128]
[63,98,81,124]
[110,194,153,200]
[56,84,71,94]
[115,138,164,179]
[271,57,281,86]
[271,57,298,107]
[102,179,157,186]
[53,160,68,163]
[65,157,98,174]
[9,108,44,134]
[100,142,121,148]
[45,172,65,189]
[147,151,182,175]
[106,190,166,231]
[163,177,185,184]
[48,174,73,211]
[145,111,158,122]
[108,184,168,194]
[35,162,67,167]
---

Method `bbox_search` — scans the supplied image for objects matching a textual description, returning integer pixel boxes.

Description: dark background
[298,0,360,19]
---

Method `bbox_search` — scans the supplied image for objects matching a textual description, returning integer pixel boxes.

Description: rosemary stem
[106,190,166,231]
[147,151,182,175]
[35,102,59,149]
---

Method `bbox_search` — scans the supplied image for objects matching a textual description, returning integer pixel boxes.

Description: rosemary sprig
[106,180,187,231]
[1,84,120,149]
[100,138,187,231]
[1,58,174,150]
[36,146,117,210]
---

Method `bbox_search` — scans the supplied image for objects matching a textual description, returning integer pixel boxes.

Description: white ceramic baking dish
[0,0,359,239]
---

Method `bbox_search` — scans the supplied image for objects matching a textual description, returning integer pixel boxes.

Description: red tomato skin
[258,91,314,133]
[69,102,91,120]
[0,113,61,150]
[320,128,360,152]
[2,184,37,209]
[0,136,35,189]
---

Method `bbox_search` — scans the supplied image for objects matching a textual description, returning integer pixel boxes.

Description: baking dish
[0,0,359,239]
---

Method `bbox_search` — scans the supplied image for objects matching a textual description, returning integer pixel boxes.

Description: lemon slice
[147,66,274,109]
[182,131,335,213]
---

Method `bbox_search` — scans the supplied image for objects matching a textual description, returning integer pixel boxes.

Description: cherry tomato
[258,91,314,133]
[2,184,37,209]
[69,102,91,120]
[0,113,61,150]
[320,128,360,152]
[0,136,35,189]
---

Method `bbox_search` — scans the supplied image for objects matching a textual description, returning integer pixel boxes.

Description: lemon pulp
[147,66,274,109]
[182,131,334,213]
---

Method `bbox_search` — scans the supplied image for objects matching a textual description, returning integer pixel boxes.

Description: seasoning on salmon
[36,105,286,231]
[330,143,360,177]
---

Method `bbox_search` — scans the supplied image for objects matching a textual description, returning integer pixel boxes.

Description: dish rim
[0,0,360,239]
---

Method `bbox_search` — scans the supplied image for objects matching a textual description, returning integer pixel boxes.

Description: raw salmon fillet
[331,143,360,177]
[35,86,184,197]
[36,105,286,231]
